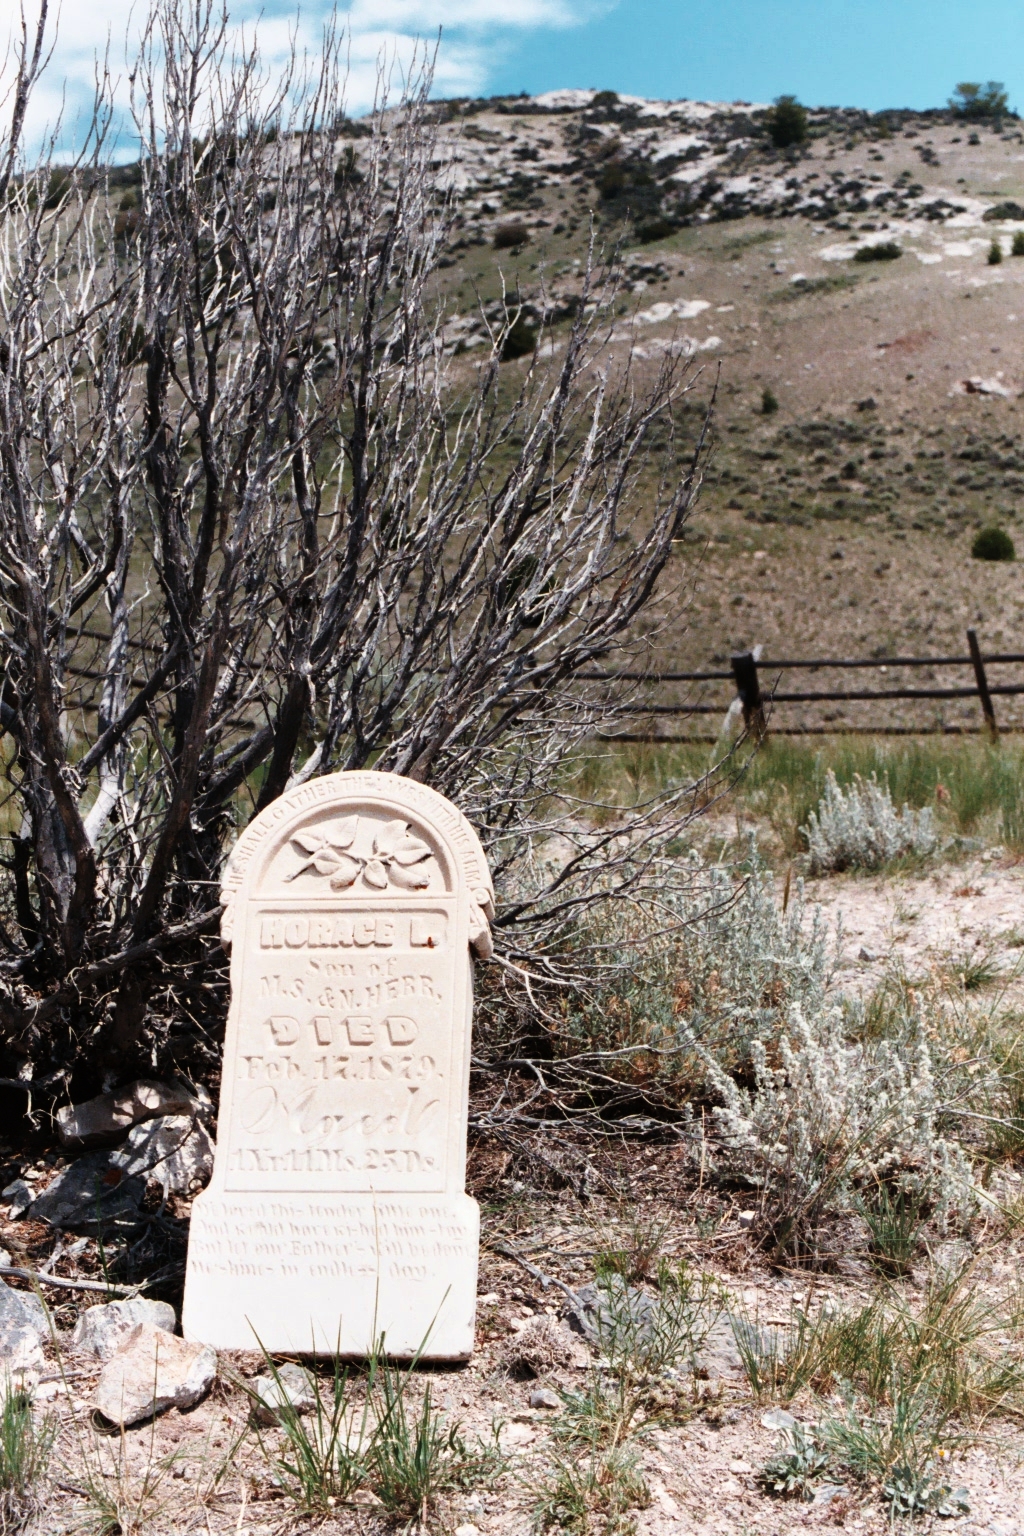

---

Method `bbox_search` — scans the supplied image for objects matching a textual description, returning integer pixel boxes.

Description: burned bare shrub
[0,3,710,1103]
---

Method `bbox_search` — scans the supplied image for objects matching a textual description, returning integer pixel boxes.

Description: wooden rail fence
[590,628,1024,744]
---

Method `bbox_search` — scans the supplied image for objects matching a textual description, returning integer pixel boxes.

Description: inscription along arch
[182,771,493,1358]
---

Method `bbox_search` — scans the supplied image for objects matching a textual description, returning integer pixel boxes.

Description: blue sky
[1,0,1020,147]
[485,0,1024,114]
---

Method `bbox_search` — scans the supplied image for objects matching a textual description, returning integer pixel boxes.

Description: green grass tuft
[0,1386,56,1530]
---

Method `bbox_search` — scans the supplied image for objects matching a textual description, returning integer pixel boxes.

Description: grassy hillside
[421,90,1024,727]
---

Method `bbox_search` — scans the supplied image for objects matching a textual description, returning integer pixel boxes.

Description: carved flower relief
[285,816,438,892]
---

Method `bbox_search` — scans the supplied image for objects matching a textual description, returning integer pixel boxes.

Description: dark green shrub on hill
[500,315,538,360]
[598,160,627,200]
[1013,231,1024,257]
[761,386,779,415]
[988,238,1004,265]
[972,525,1015,560]
[949,81,1010,120]
[768,96,808,148]
[982,200,1024,222]
[853,241,902,262]
[590,90,620,110]
[635,216,677,243]
[493,220,530,249]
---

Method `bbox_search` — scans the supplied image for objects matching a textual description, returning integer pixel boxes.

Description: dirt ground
[2,851,1023,1535]
[11,1178,1024,1534]
[804,851,1024,995]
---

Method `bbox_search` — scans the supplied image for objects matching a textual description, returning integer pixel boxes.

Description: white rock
[761,1407,797,1430]
[57,1080,198,1149]
[249,1362,318,1424]
[2,1180,34,1219]
[528,1387,560,1410]
[0,1281,47,1370]
[93,1323,216,1426]
[72,1297,177,1360]
[110,1115,214,1195]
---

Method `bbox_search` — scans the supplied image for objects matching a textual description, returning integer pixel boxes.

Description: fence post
[966,627,998,742]
[731,650,767,740]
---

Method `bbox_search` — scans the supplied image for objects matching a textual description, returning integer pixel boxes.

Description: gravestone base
[183,1190,479,1358]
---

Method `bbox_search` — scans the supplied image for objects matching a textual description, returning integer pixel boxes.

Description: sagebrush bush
[760,385,779,415]
[803,771,937,874]
[493,219,530,249]
[553,847,836,1090]
[694,1002,975,1258]
[1012,230,1024,257]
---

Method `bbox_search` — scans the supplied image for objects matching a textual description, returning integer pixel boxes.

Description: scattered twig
[0,1264,142,1296]
[489,1240,582,1306]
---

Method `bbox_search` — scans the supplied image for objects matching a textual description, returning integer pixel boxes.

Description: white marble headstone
[182,771,493,1358]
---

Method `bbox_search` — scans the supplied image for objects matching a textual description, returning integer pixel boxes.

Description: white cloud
[0,0,603,155]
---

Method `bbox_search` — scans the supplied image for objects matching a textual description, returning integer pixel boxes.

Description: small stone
[729,1459,752,1474]
[564,1283,656,1343]
[2,1180,35,1219]
[93,1323,216,1427]
[813,1484,849,1506]
[761,1407,797,1431]
[737,1211,755,1230]
[455,1525,480,1536]
[695,1316,745,1381]
[858,946,879,962]
[29,1152,147,1234]
[499,1421,536,1447]
[72,1298,177,1361]
[109,1115,214,1196]
[249,1362,318,1425]
[0,1281,48,1371]
[529,1387,560,1410]
[57,1080,198,1149]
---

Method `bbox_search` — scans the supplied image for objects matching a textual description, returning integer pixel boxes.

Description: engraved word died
[182,770,494,1358]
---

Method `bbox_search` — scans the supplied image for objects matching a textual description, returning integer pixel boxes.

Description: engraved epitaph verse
[182,773,493,1358]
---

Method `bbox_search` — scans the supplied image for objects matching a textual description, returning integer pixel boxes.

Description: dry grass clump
[501,1317,579,1377]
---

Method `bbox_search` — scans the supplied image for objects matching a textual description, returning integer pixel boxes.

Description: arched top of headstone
[220,771,495,957]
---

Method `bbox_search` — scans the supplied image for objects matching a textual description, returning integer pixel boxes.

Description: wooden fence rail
[593,628,1024,745]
